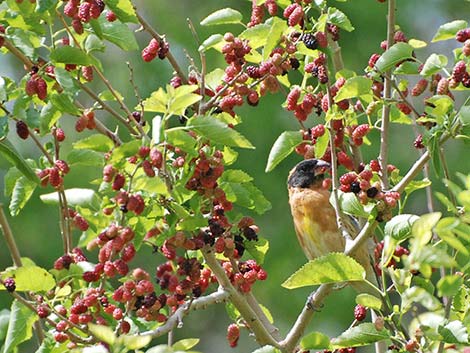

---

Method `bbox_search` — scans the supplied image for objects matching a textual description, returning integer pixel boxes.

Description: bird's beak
[314,160,330,175]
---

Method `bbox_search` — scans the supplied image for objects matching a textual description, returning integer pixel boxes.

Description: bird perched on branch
[287,159,376,287]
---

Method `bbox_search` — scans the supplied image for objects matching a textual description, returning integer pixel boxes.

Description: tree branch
[202,247,281,348]
[140,288,230,338]
[378,0,396,189]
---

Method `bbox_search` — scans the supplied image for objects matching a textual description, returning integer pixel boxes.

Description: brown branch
[202,247,281,348]
[378,0,396,189]
[140,288,230,338]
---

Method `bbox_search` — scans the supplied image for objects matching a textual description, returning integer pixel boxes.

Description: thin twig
[378,0,396,189]
[0,206,23,267]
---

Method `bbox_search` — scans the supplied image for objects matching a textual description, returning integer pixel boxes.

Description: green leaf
[54,66,76,92]
[263,17,287,60]
[88,323,116,345]
[282,253,366,289]
[300,331,331,350]
[265,131,303,172]
[169,87,202,116]
[432,20,467,42]
[187,116,254,149]
[245,237,269,264]
[3,300,38,353]
[408,39,427,49]
[85,34,106,53]
[355,293,382,311]
[73,134,114,152]
[103,0,138,23]
[404,178,431,195]
[327,7,354,32]
[39,103,61,134]
[438,321,468,343]
[0,266,55,292]
[401,286,442,311]
[314,129,330,159]
[49,93,81,115]
[108,140,141,166]
[172,338,199,351]
[165,129,197,152]
[100,18,139,51]
[67,149,104,167]
[412,212,441,248]
[50,46,93,65]
[220,169,253,183]
[35,0,58,13]
[0,140,39,183]
[200,8,243,26]
[337,191,368,218]
[395,61,421,75]
[331,323,390,348]
[421,54,448,76]
[437,275,464,297]
[240,23,270,49]
[9,176,36,216]
[459,105,470,125]
[375,42,414,72]
[0,309,10,342]
[384,214,419,241]
[198,34,224,52]
[334,76,372,102]
[119,334,152,350]
[40,188,100,209]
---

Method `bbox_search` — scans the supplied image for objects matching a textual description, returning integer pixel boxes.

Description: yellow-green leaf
[282,253,366,289]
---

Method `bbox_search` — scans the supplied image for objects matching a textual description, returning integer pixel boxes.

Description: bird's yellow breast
[288,186,345,260]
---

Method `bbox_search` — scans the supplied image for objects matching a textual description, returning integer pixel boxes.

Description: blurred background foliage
[0,1,469,352]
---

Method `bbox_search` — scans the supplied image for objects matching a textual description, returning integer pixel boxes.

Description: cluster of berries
[247,0,277,27]
[25,72,47,100]
[84,224,136,282]
[374,241,410,276]
[75,110,96,132]
[63,0,105,35]
[141,38,169,62]
[36,159,71,188]
[185,149,225,192]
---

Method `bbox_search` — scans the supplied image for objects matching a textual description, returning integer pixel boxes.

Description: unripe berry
[3,277,16,292]
[226,323,240,348]
[354,304,367,321]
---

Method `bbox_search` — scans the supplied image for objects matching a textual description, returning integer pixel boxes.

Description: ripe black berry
[350,181,361,194]
[301,32,318,50]
[366,187,378,198]
[3,277,16,292]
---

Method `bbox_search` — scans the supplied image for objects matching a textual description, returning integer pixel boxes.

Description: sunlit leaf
[432,20,467,42]
[187,116,254,149]
[88,323,116,345]
[421,54,448,76]
[331,323,390,348]
[355,294,382,311]
[265,131,303,172]
[2,300,38,353]
[375,43,414,72]
[334,76,372,102]
[300,331,331,350]
[327,7,354,32]
[438,321,468,343]
[200,8,243,26]
[40,188,100,209]
[282,253,365,289]
[0,140,39,183]
[437,275,464,297]
[384,214,419,241]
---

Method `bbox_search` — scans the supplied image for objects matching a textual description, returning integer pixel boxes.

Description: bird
[287,158,376,287]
